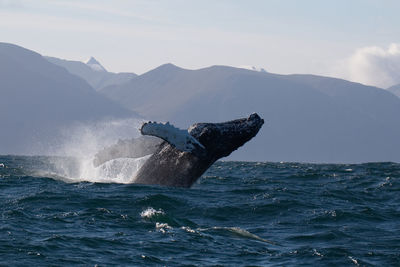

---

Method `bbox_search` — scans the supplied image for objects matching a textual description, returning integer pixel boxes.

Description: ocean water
[0,155,399,266]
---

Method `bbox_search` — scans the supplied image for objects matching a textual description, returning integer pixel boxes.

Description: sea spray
[47,155,151,183]
[54,117,145,157]
[42,117,154,183]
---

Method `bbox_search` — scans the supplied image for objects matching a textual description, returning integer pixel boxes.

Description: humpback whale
[133,113,264,187]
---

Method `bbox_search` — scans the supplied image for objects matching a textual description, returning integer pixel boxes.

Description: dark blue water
[1,156,399,266]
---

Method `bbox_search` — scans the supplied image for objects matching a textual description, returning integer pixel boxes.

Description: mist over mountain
[100,64,400,163]
[388,84,400,98]
[0,43,136,155]
[46,56,137,91]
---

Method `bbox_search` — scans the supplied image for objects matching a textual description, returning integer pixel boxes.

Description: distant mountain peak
[150,63,185,73]
[86,56,106,72]
[159,63,182,70]
[86,56,100,65]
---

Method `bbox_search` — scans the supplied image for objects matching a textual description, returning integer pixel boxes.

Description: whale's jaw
[134,113,264,188]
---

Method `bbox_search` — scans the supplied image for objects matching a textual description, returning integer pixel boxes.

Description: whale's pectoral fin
[140,121,206,154]
[92,136,163,167]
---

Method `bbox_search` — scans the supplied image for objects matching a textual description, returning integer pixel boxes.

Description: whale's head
[188,113,264,160]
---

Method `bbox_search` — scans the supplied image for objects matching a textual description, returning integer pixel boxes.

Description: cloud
[344,43,400,88]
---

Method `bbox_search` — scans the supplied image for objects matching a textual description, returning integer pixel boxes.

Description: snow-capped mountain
[46,56,137,91]
[86,56,107,72]
[238,65,267,72]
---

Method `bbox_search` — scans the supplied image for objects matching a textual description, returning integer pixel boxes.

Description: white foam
[155,222,172,233]
[348,256,359,266]
[181,226,196,233]
[313,249,324,257]
[140,207,165,219]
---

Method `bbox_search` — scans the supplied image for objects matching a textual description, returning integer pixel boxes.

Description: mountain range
[1,42,400,163]
[100,64,400,163]
[46,56,137,91]
[0,43,135,154]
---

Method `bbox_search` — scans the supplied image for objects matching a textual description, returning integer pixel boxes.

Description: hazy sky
[1,0,400,87]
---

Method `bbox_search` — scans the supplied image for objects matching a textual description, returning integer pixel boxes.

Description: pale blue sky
[1,0,399,84]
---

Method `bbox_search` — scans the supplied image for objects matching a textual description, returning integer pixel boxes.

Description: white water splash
[140,208,165,219]
[348,256,360,266]
[181,226,196,233]
[48,155,151,184]
[44,117,155,183]
[155,222,172,233]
